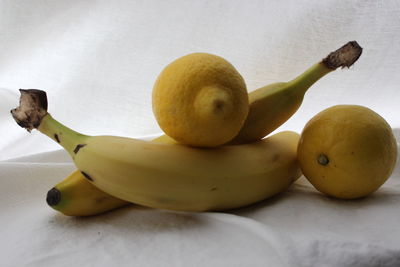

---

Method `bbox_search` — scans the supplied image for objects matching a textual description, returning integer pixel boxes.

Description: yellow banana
[15,41,361,215]
[137,41,362,145]
[11,91,301,211]
[229,41,362,144]
[46,170,130,216]
[46,134,178,216]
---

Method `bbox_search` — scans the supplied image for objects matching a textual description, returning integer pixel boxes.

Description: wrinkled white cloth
[1,1,400,266]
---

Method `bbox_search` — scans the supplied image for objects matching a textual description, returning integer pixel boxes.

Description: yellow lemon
[298,105,397,199]
[152,53,249,147]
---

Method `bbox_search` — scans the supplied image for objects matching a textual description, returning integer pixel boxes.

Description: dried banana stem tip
[322,41,363,69]
[10,89,48,132]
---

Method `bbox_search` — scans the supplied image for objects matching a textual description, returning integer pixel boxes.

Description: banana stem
[10,89,88,157]
[38,114,88,157]
[285,62,332,96]
[285,41,363,96]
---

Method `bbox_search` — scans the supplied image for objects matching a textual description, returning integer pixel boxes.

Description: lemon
[297,105,397,199]
[152,53,249,147]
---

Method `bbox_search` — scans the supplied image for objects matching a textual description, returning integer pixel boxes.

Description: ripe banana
[143,41,362,145]
[228,41,362,144]
[11,90,301,211]
[46,134,178,216]
[46,170,130,216]
[13,41,361,214]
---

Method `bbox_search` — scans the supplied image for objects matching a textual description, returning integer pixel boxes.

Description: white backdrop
[1,1,400,266]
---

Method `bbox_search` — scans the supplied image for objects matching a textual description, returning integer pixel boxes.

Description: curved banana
[13,41,361,214]
[46,134,178,216]
[46,170,130,216]
[11,91,301,211]
[229,41,362,144]
[145,41,362,145]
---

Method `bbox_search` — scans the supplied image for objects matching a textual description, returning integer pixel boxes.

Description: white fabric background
[1,1,399,266]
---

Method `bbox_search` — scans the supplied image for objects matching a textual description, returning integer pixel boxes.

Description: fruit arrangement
[10,41,398,217]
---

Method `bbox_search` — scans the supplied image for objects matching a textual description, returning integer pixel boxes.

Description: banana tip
[46,187,61,206]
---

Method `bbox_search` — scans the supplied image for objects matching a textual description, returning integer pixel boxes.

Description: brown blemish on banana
[95,196,110,204]
[211,187,218,191]
[54,134,60,143]
[74,144,87,154]
[81,171,94,181]
[272,154,280,162]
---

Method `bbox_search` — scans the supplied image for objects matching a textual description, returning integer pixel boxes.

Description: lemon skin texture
[152,53,249,147]
[297,105,397,199]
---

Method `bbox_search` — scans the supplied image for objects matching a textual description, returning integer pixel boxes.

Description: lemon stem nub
[317,154,330,166]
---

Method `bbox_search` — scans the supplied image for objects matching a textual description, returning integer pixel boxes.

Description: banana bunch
[11,41,362,216]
